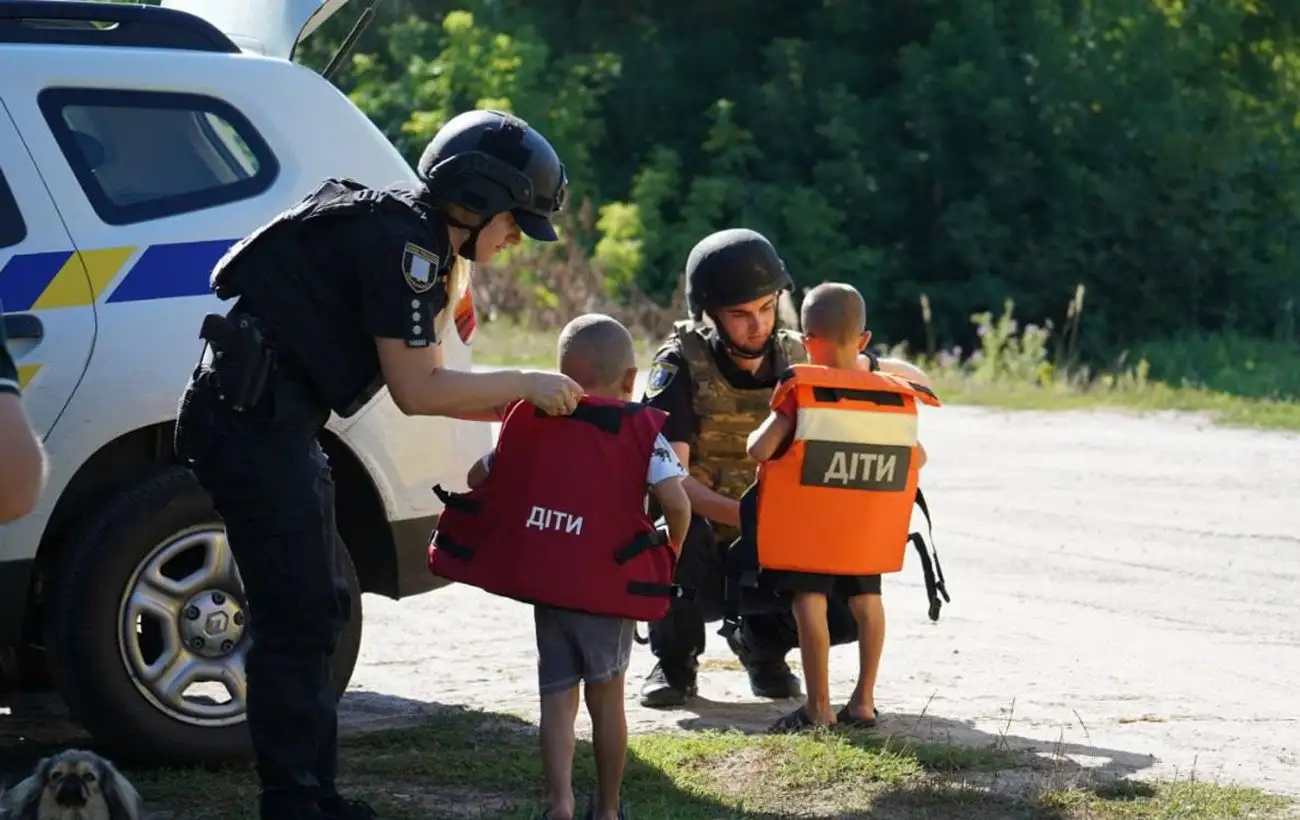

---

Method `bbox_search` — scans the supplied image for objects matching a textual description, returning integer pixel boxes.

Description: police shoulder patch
[644,361,678,399]
[401,242,441,293]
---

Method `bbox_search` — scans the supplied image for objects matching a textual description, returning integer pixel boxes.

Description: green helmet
[684,228,793,321]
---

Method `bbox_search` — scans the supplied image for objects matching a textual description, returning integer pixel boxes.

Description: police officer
[638,228,853,707]
[173,109,584,820]
[0,298,47,524]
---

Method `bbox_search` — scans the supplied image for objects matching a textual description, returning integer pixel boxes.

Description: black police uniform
[1,299,20,397]
[640,330,859,691]
[174,179,453,820]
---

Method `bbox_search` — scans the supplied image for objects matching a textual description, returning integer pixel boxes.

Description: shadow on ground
[1,688,1170,819]
[672,696,1158,794]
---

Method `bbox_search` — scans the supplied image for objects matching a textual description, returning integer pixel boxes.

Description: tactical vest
[755,364,941,575]
[211,178,449,418]
[670,320,807,539]
[428,397,683,621]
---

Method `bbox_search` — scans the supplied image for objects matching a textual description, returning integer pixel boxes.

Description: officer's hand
[526,371,584,416]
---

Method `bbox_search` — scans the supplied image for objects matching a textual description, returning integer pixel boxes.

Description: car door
[0,98,98,440]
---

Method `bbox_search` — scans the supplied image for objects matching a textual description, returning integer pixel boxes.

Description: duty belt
[198,309,277,413]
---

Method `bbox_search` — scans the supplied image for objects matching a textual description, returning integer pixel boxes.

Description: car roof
[0,1,240,54]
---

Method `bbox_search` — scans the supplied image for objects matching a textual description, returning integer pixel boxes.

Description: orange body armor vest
[755,364,941,575]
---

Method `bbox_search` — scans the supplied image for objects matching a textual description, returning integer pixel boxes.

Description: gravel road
[341,385,1300,798]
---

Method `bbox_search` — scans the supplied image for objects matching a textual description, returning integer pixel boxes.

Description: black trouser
[176,363,350,819]
[648,514,797,670]
[730,485,861,652]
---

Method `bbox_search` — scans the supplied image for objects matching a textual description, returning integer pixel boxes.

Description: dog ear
[97,759,143,820]
[0,755,52,820]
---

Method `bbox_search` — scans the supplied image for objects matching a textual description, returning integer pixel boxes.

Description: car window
[38,88,278,226]
[0,167,26,249]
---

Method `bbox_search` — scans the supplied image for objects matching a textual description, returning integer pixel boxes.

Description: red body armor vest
[427,397,681,621]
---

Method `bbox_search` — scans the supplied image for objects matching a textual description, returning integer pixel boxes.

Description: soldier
[174,109,583,820]
[637,229,822,706]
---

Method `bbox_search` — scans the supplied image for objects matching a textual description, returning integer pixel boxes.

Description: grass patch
[469,319,661,371]
[929,373,1300,431]
[109,706,1293,819]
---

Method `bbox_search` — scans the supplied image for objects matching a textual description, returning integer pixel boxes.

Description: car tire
[43,465,364,766]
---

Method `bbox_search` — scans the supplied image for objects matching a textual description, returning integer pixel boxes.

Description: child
[745,282,927,732]
[465,313,691,820]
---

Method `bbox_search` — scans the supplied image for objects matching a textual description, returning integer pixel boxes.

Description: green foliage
[299,0,1300,373]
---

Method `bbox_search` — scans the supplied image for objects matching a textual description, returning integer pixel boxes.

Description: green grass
[929,373,1300,431]
[119,706,1291,819]
[470,319,662,371]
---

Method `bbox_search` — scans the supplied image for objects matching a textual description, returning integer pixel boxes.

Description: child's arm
[746,409,794,463]
[465,452,492,489]
[876,356,933,387]
[649,476,691,553]
[917,441,928,470]
[647,435,691,552]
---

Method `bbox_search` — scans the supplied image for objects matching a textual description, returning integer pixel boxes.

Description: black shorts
[766,570,881,599]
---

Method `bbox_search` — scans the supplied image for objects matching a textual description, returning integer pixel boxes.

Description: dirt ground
[340,398,1300,798]
[3,392,1296,802]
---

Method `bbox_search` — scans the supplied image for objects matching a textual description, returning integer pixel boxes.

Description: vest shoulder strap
[672,321,717,391]
[212,178,390,297]
[771,363,942,410]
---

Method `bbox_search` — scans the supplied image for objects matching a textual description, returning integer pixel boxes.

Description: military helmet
[684,228,793,320]
[417,109,569,242]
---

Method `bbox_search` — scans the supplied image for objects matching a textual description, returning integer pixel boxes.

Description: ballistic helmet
[684,228,793,321]
[417,109,568,257]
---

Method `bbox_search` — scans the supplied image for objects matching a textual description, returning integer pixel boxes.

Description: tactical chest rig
[672,320,807,542]
[207,178,446,418]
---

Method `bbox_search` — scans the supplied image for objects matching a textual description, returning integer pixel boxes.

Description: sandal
[835,705,879,729]
[581,797,627,819]
[768,706,820,734]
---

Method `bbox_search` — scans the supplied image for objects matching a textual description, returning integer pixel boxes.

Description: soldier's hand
[526,371,584,416]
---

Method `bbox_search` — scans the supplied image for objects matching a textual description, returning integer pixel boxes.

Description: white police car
[0,0,489,764]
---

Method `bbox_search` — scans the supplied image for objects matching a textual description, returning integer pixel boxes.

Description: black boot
[639,659,698,708]
[319,796,378,820]
[725,629,801,699]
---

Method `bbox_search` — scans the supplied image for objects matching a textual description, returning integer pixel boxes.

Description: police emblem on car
[644,361,677,398]
[402,242,441,293]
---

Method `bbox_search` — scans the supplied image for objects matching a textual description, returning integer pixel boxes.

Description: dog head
[0,749,142,820]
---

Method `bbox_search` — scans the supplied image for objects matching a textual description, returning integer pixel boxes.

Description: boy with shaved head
[746,282,927,732]
[465,313,690,820]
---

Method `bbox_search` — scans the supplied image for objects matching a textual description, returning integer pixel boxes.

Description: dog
[0,749,142,820]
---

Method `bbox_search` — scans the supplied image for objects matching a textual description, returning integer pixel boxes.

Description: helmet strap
[707,311,771,360]
[442,211,487,262]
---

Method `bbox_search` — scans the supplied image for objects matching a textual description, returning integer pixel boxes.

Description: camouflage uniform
[639,320,817,705]
[673,319,806,543]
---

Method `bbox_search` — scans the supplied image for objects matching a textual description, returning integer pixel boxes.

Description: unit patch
[644,361,678,399]
[401,242,441,293]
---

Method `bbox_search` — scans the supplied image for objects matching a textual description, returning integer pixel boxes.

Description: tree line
[292,1,1300,362]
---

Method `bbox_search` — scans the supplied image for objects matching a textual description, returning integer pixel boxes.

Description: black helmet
[684,228,792,320]
[417,108,569,245]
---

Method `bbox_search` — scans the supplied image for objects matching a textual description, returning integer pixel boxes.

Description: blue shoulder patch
[644,361,678,399]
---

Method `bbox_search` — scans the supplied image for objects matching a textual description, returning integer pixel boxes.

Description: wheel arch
[24,419,399,648]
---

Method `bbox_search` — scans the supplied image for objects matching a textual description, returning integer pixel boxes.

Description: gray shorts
[534,606,636,695]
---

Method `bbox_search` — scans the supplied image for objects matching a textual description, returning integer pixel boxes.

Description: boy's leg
[573,615,637,820]
[843,576,885,721]
[790,589,835,725]
[536,608,584,820]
